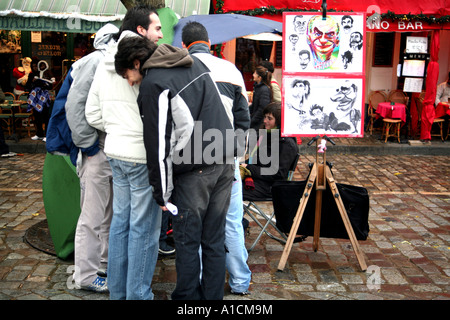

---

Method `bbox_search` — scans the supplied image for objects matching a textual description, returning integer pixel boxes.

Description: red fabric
[12,67,26,91]
[213,0,450,16]
[420,30,440,140]
[435,102,450,118]
[213,1,450,30]
[409,92,420,136]
[244,177,255,190]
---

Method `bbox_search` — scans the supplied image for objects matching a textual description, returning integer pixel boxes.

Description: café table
[376,102,407,122]
[435,102,449,118]
[376,102,407,143]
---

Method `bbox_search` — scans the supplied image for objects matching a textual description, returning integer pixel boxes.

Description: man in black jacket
[182,21,252,296]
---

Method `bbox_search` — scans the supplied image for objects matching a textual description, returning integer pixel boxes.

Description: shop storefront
[213,0,450,90]
[0,0,211,94]
[0,5,124,93]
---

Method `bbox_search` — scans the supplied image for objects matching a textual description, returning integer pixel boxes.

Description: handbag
[272,179,370,240]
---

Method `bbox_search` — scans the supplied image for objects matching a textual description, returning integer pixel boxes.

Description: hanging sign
[0,16,110,33]
[366,19,445,32]
[405,36,428,53]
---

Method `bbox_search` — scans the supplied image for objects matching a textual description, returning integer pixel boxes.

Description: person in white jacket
[85,7,163,300]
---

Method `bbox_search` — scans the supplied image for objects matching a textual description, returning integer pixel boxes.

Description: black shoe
[159,241,175,255]
[231,289,250,296]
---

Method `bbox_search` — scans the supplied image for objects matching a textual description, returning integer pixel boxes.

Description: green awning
[0,0,210,33]
[0,0,127,17]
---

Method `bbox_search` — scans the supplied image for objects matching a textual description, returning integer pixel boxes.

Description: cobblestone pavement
[0,153,449,301]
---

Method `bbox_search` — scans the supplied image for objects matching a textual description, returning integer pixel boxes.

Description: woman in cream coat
[85,30,161,300]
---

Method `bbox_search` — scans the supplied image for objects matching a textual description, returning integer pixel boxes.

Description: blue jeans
[107,158,161,300]
[225,161,252,292]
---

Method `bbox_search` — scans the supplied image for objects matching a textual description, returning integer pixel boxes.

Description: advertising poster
[282,12,366,138]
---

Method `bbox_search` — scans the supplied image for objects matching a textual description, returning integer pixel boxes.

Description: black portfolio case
[271,180,370,240]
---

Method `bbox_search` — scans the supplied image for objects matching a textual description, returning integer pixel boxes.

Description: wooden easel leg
[277,165,317,271]
[326,167,367,271]
[313,189,322,252]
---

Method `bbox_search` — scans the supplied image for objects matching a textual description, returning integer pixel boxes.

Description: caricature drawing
[289,34,299,51]
[293,15,307,34]
[287,79,311,115]
[306,15,340,70]
[341,50,353,69]
[349,31,363,51]
[282,13,365,137]
[341,15,354,34]
[309,104,329,130]
[330,81,360,133]
[299,50,311,70]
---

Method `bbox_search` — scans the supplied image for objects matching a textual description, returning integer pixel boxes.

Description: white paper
[406,37,428,53]
[403,77,423,93]
[165,202,178,216]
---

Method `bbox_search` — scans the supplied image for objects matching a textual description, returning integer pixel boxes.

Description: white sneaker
[80,276,109,293]
[1,152,17,158]
[31,135,41,140]
[43,137,46,142]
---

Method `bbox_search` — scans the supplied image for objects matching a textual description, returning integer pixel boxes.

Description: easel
[277,135,367,271]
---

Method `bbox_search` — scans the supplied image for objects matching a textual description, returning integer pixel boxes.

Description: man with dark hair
[181,21,252,296]
[119,5,162,44]
[114,22,238,300]
[85,5,163,300]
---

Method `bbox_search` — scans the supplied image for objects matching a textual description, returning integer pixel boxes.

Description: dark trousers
[0,126,9,155]
[171,163,233,300]
[33,107,49,137]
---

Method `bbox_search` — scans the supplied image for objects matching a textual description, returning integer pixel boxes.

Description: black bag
[271,180,370,240]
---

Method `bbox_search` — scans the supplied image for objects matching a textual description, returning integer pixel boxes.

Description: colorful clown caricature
[306,15,340,70]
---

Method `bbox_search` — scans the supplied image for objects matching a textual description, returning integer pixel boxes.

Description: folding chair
[243,152,301,251]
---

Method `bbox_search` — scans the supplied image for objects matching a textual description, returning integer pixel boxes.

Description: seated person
[241,102,298,200]
[435,71,450,106]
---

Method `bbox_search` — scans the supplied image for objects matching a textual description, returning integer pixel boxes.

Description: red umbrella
[420,30,440,140]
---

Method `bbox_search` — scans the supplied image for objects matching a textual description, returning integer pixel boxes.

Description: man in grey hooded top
[65,23,118,293]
